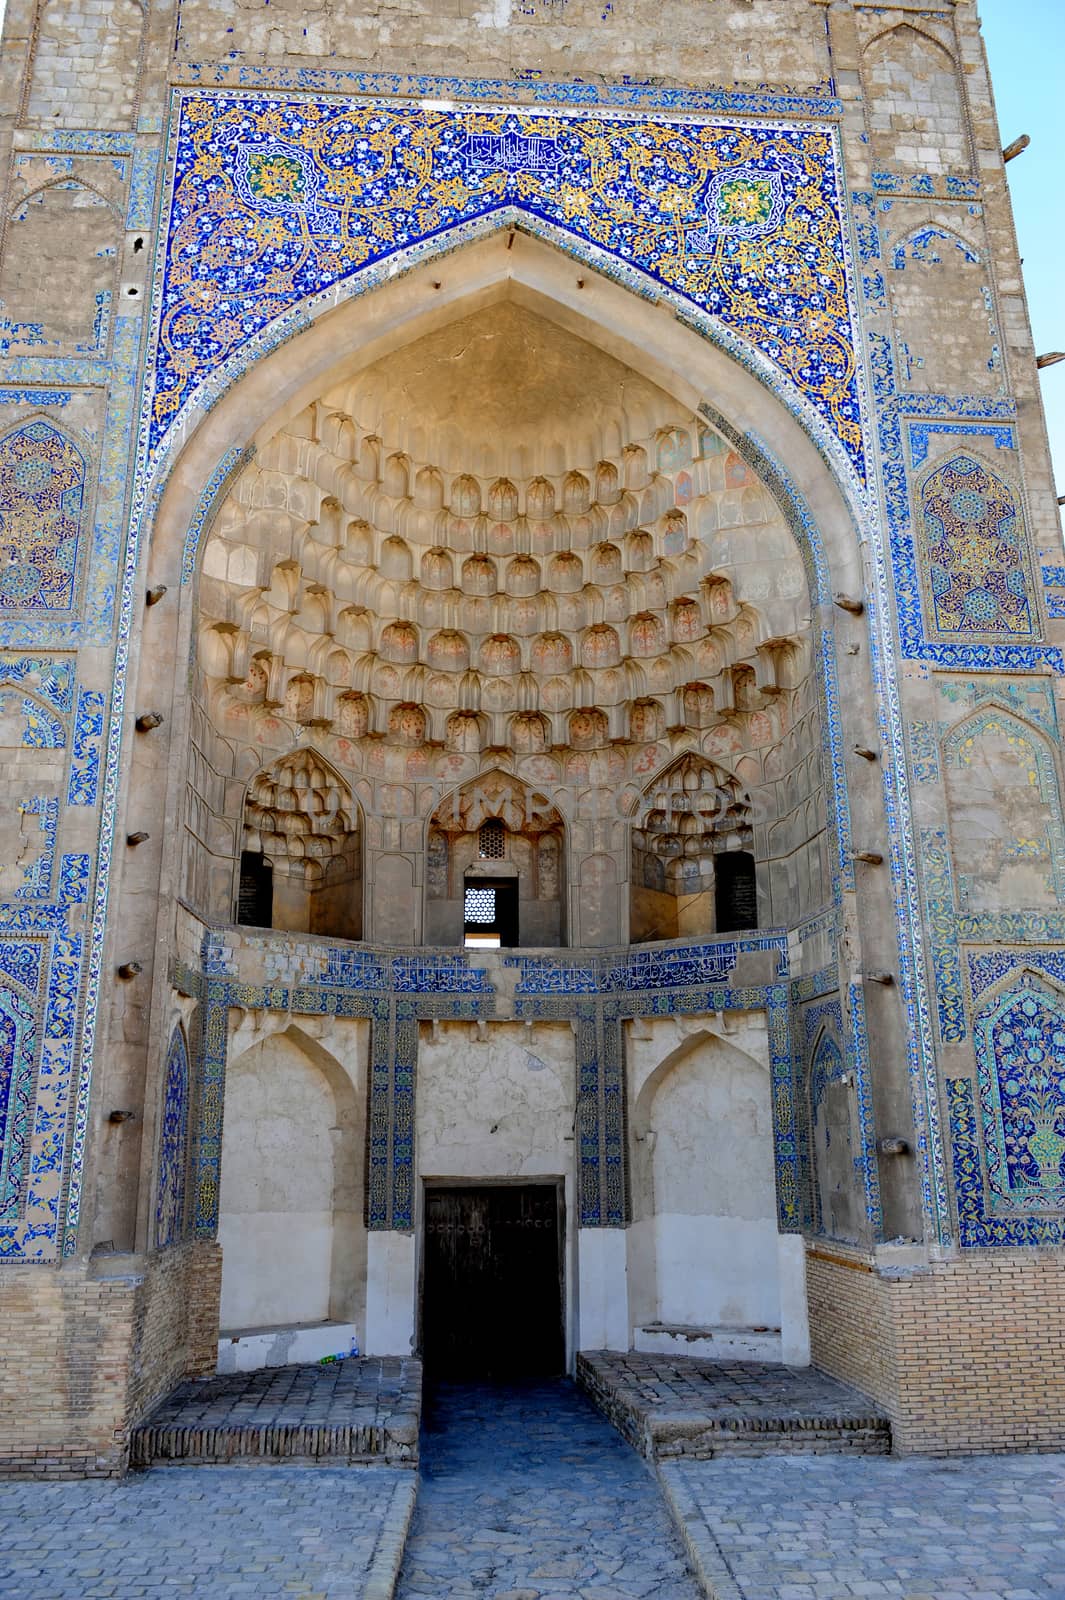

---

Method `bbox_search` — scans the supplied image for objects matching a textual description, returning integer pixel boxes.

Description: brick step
[129,1357,421,1470]
[578,1350,891,1461]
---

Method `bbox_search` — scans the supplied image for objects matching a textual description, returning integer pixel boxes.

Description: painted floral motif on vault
[978,976,1065,1212]
[917,453,1033,639]
[0,422,85,611]
[155,98,863,477]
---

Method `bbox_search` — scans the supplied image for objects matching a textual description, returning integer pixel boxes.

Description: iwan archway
[110,220,917,1379]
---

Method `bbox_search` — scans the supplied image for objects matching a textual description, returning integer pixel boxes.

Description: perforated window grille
[479,818,506,860]
[464,885,497,924]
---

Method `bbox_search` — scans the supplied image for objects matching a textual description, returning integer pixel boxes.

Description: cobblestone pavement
[395,1380,703,1599]
[0,1464,415,1599]
[661,1451,1065,1599]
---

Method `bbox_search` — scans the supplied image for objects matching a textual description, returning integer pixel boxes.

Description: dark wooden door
[422,1183,564,1379]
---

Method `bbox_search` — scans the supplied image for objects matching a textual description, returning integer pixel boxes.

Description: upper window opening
[479,818,506,860]
[463,876,518,949]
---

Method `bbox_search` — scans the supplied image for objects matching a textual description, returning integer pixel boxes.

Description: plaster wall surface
[218,1019,367,1332]
[417,1019,575,1181]
[626,1012,782,1334]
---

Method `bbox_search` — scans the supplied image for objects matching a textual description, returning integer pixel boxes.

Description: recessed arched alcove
[426,769,566,948]
[217,1022,365,1334]
[630,753,758,943]
[119,225,896,1368]
[625,1014,807,1359]
[176,241,842,948]
[236,748,362,939]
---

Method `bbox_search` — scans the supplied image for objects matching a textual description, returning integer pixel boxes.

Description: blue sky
[980,0,1065,491]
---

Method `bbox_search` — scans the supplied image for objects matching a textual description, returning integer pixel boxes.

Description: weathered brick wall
[126,1241,222,1427]
[168,0,830,91]
[807,1246,895,1413]
[809,1246,1065,1455]
[0,1263,139,1476]
[0,1242,221,1478]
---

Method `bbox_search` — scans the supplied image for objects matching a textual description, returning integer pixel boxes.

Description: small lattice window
[479,818,506,860]
[464,885,497,924]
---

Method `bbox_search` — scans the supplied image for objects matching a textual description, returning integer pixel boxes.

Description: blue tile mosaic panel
[891,225,978,270]
[967,949,1065,1006]
[178,62,843,120]
[0,421,86,612]
[506,932,787,995]
[0,964,42,1222]
[152,94,866,481]
[575,1012,626,1229]
[155,1026,190,1248]
[950,1076,1065,1248]
[67,688,106,807]
[916,453,1034,641]
[909,421,1013,470]
[16,797,58,901]
[0,655,74,716]
[808,1025,846,1234]
[976,975,1065,1213]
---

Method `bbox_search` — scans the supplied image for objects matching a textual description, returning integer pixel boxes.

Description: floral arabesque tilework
[153,97,865,481]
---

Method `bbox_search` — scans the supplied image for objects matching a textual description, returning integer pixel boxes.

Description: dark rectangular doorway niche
[463,876,518,948]
[421,1181,565,1380]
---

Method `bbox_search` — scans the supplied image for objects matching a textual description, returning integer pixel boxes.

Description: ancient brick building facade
[0,0,1062,1473]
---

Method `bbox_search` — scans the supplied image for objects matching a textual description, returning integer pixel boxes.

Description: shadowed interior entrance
[422,1182,564,1379]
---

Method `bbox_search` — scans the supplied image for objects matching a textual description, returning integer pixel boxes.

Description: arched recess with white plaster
[626,1014,809,1363]
[105,223,912,1278]
[216,1019,366,1335]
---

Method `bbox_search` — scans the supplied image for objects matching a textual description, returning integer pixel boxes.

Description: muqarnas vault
[0,0,1063,1473]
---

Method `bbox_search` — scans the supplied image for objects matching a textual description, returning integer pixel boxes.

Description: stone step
[578,1350,891,1460]
[129,1357,421,1469]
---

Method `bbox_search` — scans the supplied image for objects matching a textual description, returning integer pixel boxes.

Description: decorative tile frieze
[174,63,844,120]
[66,689,106,807]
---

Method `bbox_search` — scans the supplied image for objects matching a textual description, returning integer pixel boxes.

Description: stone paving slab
[578,1353,891,1460]
[0,1464,416,1599]
[395,1380,704,1598]
[130,1357,421,1467]
[660,1451,1065,1599]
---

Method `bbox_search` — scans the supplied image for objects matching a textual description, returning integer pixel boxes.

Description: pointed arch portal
[97,82,958,1374]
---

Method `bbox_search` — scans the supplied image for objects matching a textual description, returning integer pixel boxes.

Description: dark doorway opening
[715,850,758,933]
[236,849,273,927]
[422,1181,564,1380]
[463,876,519,948]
